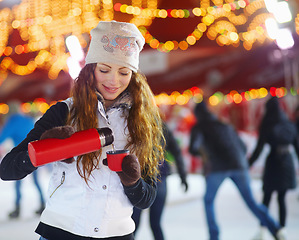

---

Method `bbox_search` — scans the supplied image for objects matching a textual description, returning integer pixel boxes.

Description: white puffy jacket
[0,93,157,239]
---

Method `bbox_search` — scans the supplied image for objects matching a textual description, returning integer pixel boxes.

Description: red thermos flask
[28,128,113,167]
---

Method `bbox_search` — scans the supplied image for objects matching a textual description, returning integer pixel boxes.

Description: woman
[0,21,164,240]
[249,96,299,240]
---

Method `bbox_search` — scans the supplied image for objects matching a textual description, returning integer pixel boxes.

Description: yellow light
[15,45,24,54]
[144,33,153,43]
[4,47,12,56]
[170,91,181,99]
[229,32,239,42]
[27,61,37,72]
[183,89,193,98]
[158,9,167,18]
[249,89,259,99]
[192,7,202,16]
[39,102,50,113]
[1,57,12,69]
[197,23,207,32]
[193,29,203,39]
[233,93,243,104]
[182,92,191,102]
[256,26,265,35]
[200,8,207,16]
[35,55,45,65]
[133,7,141,15]
[207,7,215,14]
[223,4,232,12]
[164,41,174,51]
[0,103,9,114]
[202,15,215,26]
[12,20,20,29]
[244,92,251,101]
[170,91,180,103]
[218,35,229,45]
[158,43,167,52]
[171,10,177,18]
[120,4,127,13]
[21,103,32,113]
[145,9,154,18]
[243,41,252,51]
[258,87,268,98]
[155,93,171,105]
[176,94,188,105]
[177,10,184,18]
[193,93,203,103]
[126,6,134,14]
[238,0,246,8]
[73,8,82,16]
[150,39,159,49]
[209,95,220,106]
[186,35,196,45]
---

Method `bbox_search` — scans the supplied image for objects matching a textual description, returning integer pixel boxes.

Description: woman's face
[94,63,132,107]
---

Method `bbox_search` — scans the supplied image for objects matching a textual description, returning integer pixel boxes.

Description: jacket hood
[194,101,216,123]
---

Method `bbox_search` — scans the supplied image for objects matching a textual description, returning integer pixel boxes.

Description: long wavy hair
[67,63,164,184]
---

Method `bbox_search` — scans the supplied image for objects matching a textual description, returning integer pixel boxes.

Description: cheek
[94,72,103,83]
[121,75,132,87]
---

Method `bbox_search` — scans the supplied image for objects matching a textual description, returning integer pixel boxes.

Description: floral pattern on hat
[101,34,138,57]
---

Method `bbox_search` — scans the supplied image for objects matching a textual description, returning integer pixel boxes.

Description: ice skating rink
[0,168,298,240]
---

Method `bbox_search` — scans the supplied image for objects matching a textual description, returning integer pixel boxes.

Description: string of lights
[0,85,295,116]
[0,0,298,112]
[1,0,297,80]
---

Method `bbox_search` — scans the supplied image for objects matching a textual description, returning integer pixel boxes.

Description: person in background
[189,101,284,240]
[293,104,299,201]
[0,20,164,240]
[249,96,299,240]
[0,101,45,219]
[132,121,188,240]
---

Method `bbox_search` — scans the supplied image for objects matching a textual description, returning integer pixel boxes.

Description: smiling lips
[103,85,119,93]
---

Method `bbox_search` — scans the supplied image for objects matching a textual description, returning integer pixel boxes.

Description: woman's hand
[117,154,141,186]
[40,126,75,164]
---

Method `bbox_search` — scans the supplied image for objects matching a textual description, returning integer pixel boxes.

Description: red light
[270,87,276,96]
[114,3,122,11]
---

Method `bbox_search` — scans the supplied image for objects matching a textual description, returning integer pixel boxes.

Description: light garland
[114,0,252,19]
[0,97,56,115]
[0,85,295,115]
[0,0,157,79]
[0,1,297,84]
[134,0,275,52]
[154,86,292,107]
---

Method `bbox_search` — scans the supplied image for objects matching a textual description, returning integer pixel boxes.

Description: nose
[108,71,120,86]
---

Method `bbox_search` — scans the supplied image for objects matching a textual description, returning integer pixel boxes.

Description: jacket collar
[96,89,133,111]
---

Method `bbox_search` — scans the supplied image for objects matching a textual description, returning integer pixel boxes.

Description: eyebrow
[97,63,111,68]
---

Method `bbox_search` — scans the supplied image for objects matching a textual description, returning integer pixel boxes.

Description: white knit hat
[85,20,145,72]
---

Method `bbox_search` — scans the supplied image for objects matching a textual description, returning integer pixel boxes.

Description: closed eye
[119,72,130,76]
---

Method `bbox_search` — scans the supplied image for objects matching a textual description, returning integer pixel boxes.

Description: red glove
[40,126,76,164]
[116,154,141,187]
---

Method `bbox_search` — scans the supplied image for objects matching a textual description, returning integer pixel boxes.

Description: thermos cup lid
[97,127,114,147]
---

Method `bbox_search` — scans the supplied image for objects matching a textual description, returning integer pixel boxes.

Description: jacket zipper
[50,171,65,198]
